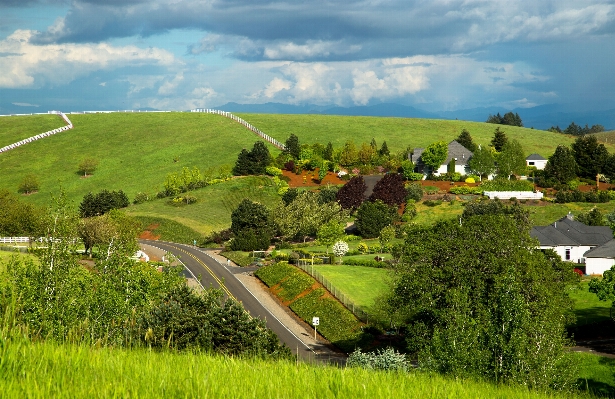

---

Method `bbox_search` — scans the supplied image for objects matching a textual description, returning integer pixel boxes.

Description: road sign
[312,317,319,326]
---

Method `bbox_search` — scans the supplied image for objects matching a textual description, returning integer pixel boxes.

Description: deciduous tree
[18,174,39,194]
[78,157,99,177]
[336,176,367,210]
[369,173,406,206]
[468,145,495,180]
[421,141,448,173]
[355,200,397,238]
[496,139,526,179]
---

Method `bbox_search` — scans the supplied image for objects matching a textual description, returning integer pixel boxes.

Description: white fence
[0,111,73,154]
[483,191,544,200]
[0,237,30,244]
[191,108,286,150]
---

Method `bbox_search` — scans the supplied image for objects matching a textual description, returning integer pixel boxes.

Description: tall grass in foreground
[0,339,575,399]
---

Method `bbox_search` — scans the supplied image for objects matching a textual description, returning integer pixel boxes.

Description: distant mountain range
[217,102,615,131]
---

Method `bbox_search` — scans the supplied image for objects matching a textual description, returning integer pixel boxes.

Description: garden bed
[282,169,346,187]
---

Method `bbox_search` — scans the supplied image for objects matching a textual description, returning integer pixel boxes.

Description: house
[530,213,615,274]
[526,154,547,170]
[584,240,615,275]
[411,140,473,176]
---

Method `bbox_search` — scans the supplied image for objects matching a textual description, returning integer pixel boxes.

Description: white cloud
[0,29,177,89]
[12,102,39,107]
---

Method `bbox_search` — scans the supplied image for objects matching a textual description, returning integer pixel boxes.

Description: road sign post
[312,317,319,341]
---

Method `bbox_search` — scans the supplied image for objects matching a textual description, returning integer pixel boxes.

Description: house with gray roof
[526,153,547,170]
[411,140,473,177]
[584,240,615,275]
[530,212,615,274]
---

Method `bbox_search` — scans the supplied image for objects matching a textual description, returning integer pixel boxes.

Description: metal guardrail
[295,263,371,324]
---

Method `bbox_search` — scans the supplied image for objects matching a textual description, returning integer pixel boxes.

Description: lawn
[568,280,612,326]
[127,175,280,235]
[575,352,615,397]
[0,114,65,148]
[314,265,390,311]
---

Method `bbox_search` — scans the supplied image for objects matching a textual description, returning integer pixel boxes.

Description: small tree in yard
[355,200,397,238]
[78,157,99,177]
[284,134,301,160]
[468,145,495,180]
[317,220,346,254]
[421,141,448,173]
[336,176,367,211]
[497,139,526,179]
[18,174,39,194]
[332,240,349,264]
[456,129,477,152]
[369,173,406,206]
[378,225,396,250]
[490,127,508,152]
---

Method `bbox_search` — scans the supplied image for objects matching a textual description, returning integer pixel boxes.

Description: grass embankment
[255,262,365,352]
[237,113,615,155]
[127,176,280,236]
[567,280,612,326]
[0,114,65,147]
[0,339,580,399]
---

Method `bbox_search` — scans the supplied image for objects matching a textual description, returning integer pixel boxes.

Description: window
[565,248,571,261]
[528,161,535,166]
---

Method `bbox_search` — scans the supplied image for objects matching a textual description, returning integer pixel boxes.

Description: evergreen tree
[490,127,508,152]
[571,135,609,179]
[233,149,253,176]
[284,134,301,159]
[379,141,390,157]
[323,142,334,161]
[544,145,577,184]
[456,129,477,152]
[250,141,272,175]
[370,137,377,150]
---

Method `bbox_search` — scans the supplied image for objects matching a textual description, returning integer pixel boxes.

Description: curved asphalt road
[140,240,323,362]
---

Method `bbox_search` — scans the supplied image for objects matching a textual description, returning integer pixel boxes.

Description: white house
[526,154,547,170]
[530,213,614,274]
[584,240,615,275]
[411,140,473,176]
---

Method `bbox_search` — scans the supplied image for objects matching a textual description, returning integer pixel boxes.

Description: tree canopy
[369,173,406,206]
[490,127,508,152]
[355,200,397,238]
[486,112,523,127]
[421,141,448,172]
[233,141,272,176]
[571,135,609,179]
[384,215,577,390]
[544,145,577,184]
[496,139,526,179]
[468,145,495,180]
[336,176,367,210]
[455,129,477,152]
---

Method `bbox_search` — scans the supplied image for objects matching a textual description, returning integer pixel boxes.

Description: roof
[445,140,473,166]
[584,239,615,259]
[530,214,614,247]
[410,141,473,167]
[526,153,547,161]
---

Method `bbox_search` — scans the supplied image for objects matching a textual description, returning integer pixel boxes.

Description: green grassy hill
[0,114,66,148]
[1,112,613,237]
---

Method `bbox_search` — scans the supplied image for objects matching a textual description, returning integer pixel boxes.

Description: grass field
[236,113,615,155]
[127,176,280,236]
[0,339,587,399]
[314,265,389,311]
[0,114,65,148]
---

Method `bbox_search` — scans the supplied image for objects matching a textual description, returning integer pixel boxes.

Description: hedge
[222,251,254,267]
[254,262,296,287]
[342,258,389,268]
[290,288,362,352]
[555,189,611,204]
[479,180,534,192]
[276,271,315,302]
[449,185,483,195]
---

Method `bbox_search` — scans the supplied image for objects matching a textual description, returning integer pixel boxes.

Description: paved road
[140,240,330,362]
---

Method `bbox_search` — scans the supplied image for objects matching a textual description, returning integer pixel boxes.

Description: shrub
[254,262,296,287]
[405,183,423,202]
[229,230,272,251]
[355,200,397,238]
[79,190,129,218]
[479,179,534,192]
[133,192,150,204]
[423,199,442,207]
[357,242,369,254]
[265,166,283,176]
[449,186,483,195]
[347,348,409,371]
[18,174,39,194]
[403,201,417,220]
[465,177,475,184]
[342,258,387,268]
[423,186,440,195]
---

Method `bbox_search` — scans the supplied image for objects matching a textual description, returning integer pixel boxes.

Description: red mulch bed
[282,169,346,188]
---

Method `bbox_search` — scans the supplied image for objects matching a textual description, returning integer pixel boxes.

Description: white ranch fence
[0,111,73,154]
[483,191,544,200]
[0,237,30,244]
[191,108,286,150]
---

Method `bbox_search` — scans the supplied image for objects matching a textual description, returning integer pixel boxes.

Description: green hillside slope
[0,114,66,147]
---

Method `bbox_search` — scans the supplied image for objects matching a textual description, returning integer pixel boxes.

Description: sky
[1,0,615,114]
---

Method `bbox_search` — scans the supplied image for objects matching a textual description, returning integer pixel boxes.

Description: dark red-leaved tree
[336,176,367,210]
[369,173,406,206]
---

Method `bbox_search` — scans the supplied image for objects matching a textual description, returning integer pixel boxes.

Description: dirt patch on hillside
[283,169,346,187]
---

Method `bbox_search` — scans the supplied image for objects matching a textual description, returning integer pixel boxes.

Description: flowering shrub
[332,241,349,259]
[347,348,409,371]
[357,242,369,254]
[465,177,475,184]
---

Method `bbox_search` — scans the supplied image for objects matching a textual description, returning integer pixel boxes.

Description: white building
[526,153,547,170]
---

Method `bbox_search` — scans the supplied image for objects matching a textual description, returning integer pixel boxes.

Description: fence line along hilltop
[0,108,285,154]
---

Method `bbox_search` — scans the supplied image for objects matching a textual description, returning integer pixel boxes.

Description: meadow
[0,338,589,399]
[0,114,64,147]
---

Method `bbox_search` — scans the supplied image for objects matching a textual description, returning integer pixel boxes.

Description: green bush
[254,262,296,287]
[423,185,440,194]
[423,199,442,207]
[347,348,409,371]
[479,179,534,192]
[133,192,150,204]
[265,166,283,177]
[290,288,362,352]
[405,183,423,201]
[221,251,253,267]
[342,258,388,268]
[449,185,483,195]
[406,172,424,181]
